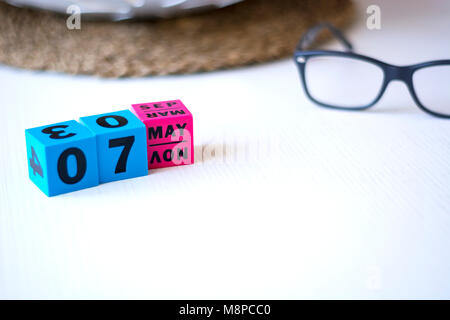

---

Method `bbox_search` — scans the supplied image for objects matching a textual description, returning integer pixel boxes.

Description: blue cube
[25,120,99,196]
[79,110,148,183]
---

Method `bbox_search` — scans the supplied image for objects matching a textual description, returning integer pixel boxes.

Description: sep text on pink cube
[131,100,194,169]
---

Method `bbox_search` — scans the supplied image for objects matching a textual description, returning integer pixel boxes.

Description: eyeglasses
[293,23,450,118]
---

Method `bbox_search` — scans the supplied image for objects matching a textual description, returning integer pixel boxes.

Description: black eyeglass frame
[293,23,450,118]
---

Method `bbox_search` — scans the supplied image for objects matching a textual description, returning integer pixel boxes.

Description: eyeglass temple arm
[296,23,353,52]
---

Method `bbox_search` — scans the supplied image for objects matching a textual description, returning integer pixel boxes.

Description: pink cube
[131,100,194,169]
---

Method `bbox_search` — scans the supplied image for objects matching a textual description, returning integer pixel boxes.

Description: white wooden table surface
[1,0,449,299]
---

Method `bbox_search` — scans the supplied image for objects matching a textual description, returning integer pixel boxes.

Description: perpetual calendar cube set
[25,100,194,196]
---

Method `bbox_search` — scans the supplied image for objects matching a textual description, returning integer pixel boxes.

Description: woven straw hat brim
[0,0,355,77]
